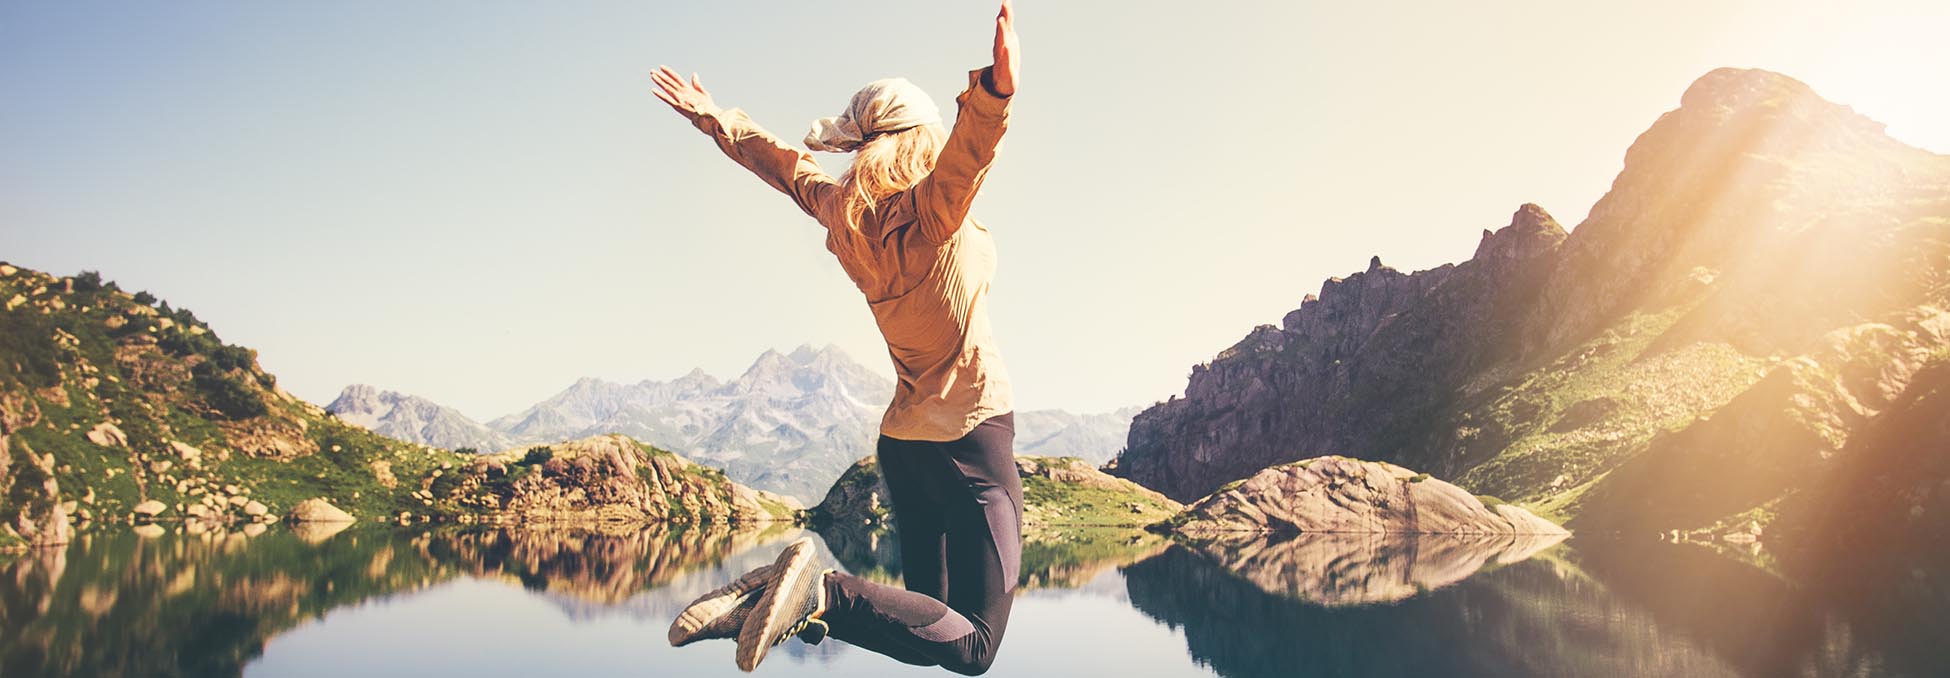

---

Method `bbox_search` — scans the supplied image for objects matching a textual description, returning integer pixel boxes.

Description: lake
[1,522,1942,677]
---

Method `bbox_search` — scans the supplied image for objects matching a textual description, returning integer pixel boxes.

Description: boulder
[85,422,128,448]
[287,498,356,523]
[1170,456,1568,536]
[242,500,268,517]
[132,500,168,518]
[169,440,203,462]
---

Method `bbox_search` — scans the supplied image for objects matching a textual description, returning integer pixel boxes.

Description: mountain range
[327,345,1138,502]
[1110,67,1950,545]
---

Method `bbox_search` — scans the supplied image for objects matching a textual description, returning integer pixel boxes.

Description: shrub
[191,362,267,420]
[72,270,104,293]
[519,446,553,466]
[429,472,463,498]
[133,291,156,305]
[453,447,478,455]
[209,344,254,372]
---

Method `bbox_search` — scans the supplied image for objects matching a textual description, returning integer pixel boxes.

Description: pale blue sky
[5,1,1947,421]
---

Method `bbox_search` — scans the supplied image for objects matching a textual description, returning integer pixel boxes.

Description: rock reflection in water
[437,521,796,604]
[0,522,791,677]
[1182,531,1567,606]
[1123,542,1743,678]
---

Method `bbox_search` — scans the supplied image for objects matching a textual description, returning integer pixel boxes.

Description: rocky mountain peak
[1676,68,1871,129]
[328,384,383,415]
[787,344,828,363]
[1472,203,1567,262]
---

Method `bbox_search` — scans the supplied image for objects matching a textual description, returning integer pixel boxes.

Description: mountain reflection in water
[0,523,1942,677]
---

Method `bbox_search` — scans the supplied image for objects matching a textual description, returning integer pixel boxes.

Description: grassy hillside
[0,263,789,549]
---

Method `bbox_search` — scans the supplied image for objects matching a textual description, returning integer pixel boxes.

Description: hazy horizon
[6,1,1948,422]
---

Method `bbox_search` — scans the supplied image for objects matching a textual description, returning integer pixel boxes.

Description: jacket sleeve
[690,106,839,223]
[912,67,1012,243]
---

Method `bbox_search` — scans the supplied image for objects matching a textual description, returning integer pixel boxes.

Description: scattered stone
[85,422,128,448]
[170,441,203,462]
[243,500,268,517]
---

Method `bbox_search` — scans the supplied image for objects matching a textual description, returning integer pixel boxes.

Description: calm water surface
[1,522,1942,677]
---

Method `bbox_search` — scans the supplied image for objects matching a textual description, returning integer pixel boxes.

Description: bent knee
[943,652,996,676]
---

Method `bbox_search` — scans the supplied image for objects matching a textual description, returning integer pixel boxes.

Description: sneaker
[735,537,831,671]
[666,563,775,647]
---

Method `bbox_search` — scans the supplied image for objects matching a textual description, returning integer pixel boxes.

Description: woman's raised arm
[651,65,838,222]
[913,0,1020,243]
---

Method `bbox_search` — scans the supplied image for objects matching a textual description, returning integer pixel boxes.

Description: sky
[4,1,1947,422]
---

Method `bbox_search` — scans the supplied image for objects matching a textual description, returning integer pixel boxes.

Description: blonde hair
[832,123,947,288]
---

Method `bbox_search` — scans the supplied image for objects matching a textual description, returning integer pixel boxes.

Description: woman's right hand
[651,65,719,119]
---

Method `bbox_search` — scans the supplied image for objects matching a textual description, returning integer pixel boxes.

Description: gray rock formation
[1115,204,1566,502]
[1170,456,1567,536]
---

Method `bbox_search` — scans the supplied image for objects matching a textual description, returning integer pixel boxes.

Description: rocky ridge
[1111,68,1950,544]
[441,434,799,523]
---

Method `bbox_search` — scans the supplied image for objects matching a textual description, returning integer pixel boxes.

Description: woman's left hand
[990,0,1019,96]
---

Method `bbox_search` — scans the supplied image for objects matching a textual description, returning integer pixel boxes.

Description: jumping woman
[655,1,1023,674]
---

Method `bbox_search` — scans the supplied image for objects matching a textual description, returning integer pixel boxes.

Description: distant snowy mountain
[1015,407,1142,465]
[334,345,1139,503]
[326,384,517,452]
[483,345,890,502]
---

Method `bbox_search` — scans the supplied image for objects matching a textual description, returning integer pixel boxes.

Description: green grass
[1451,307,1767,518]
[1022,475,1177,527]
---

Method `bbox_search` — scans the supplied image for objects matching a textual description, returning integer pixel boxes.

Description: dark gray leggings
[821,412,1021,676]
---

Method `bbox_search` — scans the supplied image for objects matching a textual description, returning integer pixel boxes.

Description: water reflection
[1180,531,1567,606]
[1122,542,1742,678]
[1,523,1942,678]
[815,523,1172,590]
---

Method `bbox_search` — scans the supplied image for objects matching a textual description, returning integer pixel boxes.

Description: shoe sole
[667,563,775,647]
[736,538,818,672]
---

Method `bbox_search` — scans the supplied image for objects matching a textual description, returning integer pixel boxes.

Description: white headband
[805,78,942,153]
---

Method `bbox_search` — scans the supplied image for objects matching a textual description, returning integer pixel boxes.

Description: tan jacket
[688,68,1013,442]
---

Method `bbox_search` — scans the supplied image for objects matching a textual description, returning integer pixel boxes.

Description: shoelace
[782,617,829,645]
